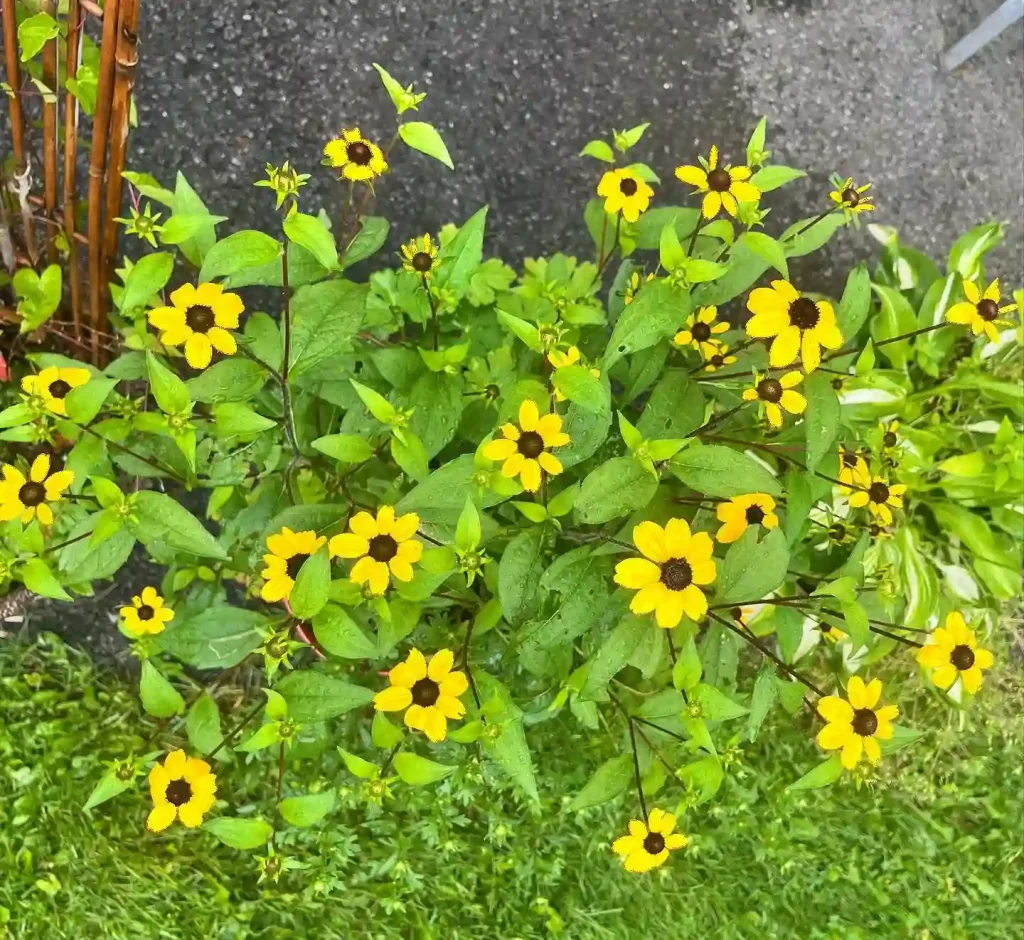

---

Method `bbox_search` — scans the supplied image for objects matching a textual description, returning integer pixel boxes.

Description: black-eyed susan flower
[21,365,91,416]
[323,128,388,182]
[714,493,779,544]
[0,455,73,525]
[816,676,898,770]
[373,647,468,742]
[612,808,688,874]
[329,505,423,595]
[260,527,328,603]
[673,305,729,358]
[867,522,892,542]
[742,370,806,429]
[120,586,174,637]
[916,611,994,694]
[848,475,906,526]
[880,420,900,451]
[746,280,844,373]
[148,282,244,370]
[482,399,570,493]
[702,344,738,373]
[837,445,870,491]
[818,620,848,644]
[596,167,654,223]
[548,346,600,402]
[147,749,217,832]
[827,520,853,546]
[674,145,760,220]
[623,270,654,305]
[829,178,874,215]
[401,233,439,278]
[945,277,1018,344]
[613,519,716,628]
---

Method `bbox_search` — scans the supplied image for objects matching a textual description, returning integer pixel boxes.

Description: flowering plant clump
[2,66,1021,880]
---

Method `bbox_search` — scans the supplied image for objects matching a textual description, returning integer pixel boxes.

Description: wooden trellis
[2,0,140,365]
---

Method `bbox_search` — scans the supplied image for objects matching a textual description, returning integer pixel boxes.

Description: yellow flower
[623,270,654,305]
[596,167,654,223]
[702,343,737,373]
[867,522,892,542]
[20,366,91,416]
[714,493,779,544]
[148,282,243,370]
[818,621,848,644]
[613,518,716,628]
[120,586,174,637]
[745,279,844,373]
[482,399,570,493]
[847,475,906,526]
[829,178,874,215]
[147,749,217,832]
[329,505,423,595]
[742,370,806,429]
[945,277,1018,344]
[612,808,688,874]
[674,145,760,220]
[373,647,468,742]
[881,420,900,451]
[0,454,73,525]
[260,527,328,603]
[916,611,994,694]
[323,127,388,182]
[547,347,600,402]
[837,445,870,491]
[401,233,439,278]
[815,676,898,770]
[674,305,729,358]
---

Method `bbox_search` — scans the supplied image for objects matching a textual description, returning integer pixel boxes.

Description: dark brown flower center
[660,559,692,591]
[950,644,975,670]
[485,383,501,400]
[757,378,783,403]
[347,141,372,165]
[852,708,878,737]
[411,251,433,273]
[829,523,847,541]
[869,524,884,537]
[185,304,215,333]
[48,379,72,399]
[643,832,666,855]
[707,168,731,192]
[883,432,898,448]
[709,355,725,368]
[619,177,638,196]
[411,677,440,707]
[165,779,193,806]
[285,552,310,581]
[745,505,766,525]
[368,534,399,562]
[842,451,858,468]
[691,322,712,342]
[820,622,834,635]
[517,431,545,459]
[137,604,155,621]
[841,187,860,207]
[18,482,46,506]
[976,298,999,321]
[868,482,890,504]
[789,297,820,330]
[730,606,745,623]
[831,377,844,391]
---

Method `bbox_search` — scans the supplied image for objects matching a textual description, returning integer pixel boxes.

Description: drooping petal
[538,451,563,476]
[146,802,177,832]
[770,326,802,367]
[701,191,722,219]
[184,332,214,370]
[519,458,542,493]
[862,735,882,764]
[678,585,708,622]
[800,331,822,373]
[655,590,686,629]
[420,706,448,742]
[630,583,665,615]
[840,734,864,769]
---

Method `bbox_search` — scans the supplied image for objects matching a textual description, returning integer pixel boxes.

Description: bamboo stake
[41,0,59,263]
[63,0,84,335]
[1,0,25,170]
[101,0,140,309]
[87,0,120,363]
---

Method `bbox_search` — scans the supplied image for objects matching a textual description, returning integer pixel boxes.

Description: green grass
[1,633,1021,939]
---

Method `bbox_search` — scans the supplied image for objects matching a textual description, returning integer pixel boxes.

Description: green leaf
[372,62,423,114]
[146,352,191,415]
[740,231,788,278]
[746,116,767,165]
[171,172,218,266]
[339,748,380,779]
[947,221,1003,280]
[637,370,705,439]
[604,280,691,368]
[694,683,748,721]
[836,265,871,338]
[158,212,228,245]
[289,548,331,620]
[580,615,647,700]
[18,13,59,62]
[678,754,724,804]
[552,366,608,414]
[83,768,132,812]
[203,817,273,850]
[482,716,539,803]
[280,790,335,827]
[673,636,702,692]
[746,665,777,742]
[288,280,367,378]
[803,371,839,472]
[0,403,34,428]
[371,712,404,749]
[455,497,482,553]
[20,557,71,601]
[121,252,174,312]
[781,213,846,258]
[567,755,632,811]
[787,754,843,792]
[436,207,488,295]
[312,604,378,659]
[340,216,390,269]
[311,433,374,463]
[498,527,546,627]
[669,445,782,498]
[870,284,917,368]
[399,121,454,170]
[139,661,185,718]
[716,527,789,604]
[283,211,339,271]
[930,504,1018,601]
[879,724,925,756]
[58,523,135,583]
[64,378,117,425]
[391,430,429,482]
[394,752,457,786]
[749,165,805,192]
[275,670,374,722]
[186,693,223,756]
[574,456,659,524]
[350,379,396,424]
[198,230,282,282]
[213,402,277,437]
[156,607,266,669]
[659,222,686,271]
[497,309,543,352]
[580,139,614,162]
[631,207,700,251]
[187,358,269,404]
[129,491,228,559]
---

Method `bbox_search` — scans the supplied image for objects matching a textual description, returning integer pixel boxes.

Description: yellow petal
[770,325,801,367]
[164,750,188,778]
[329,533,369,559]
[962,279,980,304]
[30,453,50,482]
[146,802,177,832]
[780,390,806,415]
[674,165,708,189]
[614,557,662,590]
[375,505,396,536]
[816,721,852,750]
[944,301,977,325]
[960,666,984,694]
[518,398,539,432]
[440,670,469,698]
[184,333,213,370]
[729,180,761,203]
[701,191,722,219]
[678,584,707,621]
[366,559,390,595]
[420,706,447,742]
[633,521,668,562]
[349,511,379,539]
[391,512,420,542]
[840,734,864,769]
[519,458,542,493]
[817,695,855,724]
[388,557,414,582]
[483,438,518,461]
[862,735,882,764]
[801,331,822,373]
[630,582,665,615]
[538,451,563,476]
[428,648,455,681]
[374,685,413,711]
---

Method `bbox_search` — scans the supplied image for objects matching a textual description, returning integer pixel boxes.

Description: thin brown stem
[627,718,648,820]
[40,0,59,263]
[596,212,621,276]
[786,207,836,240]
[64,0,85,335]
[207,699,265,759]
[1,0,26,172]
[278,246,300,460]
